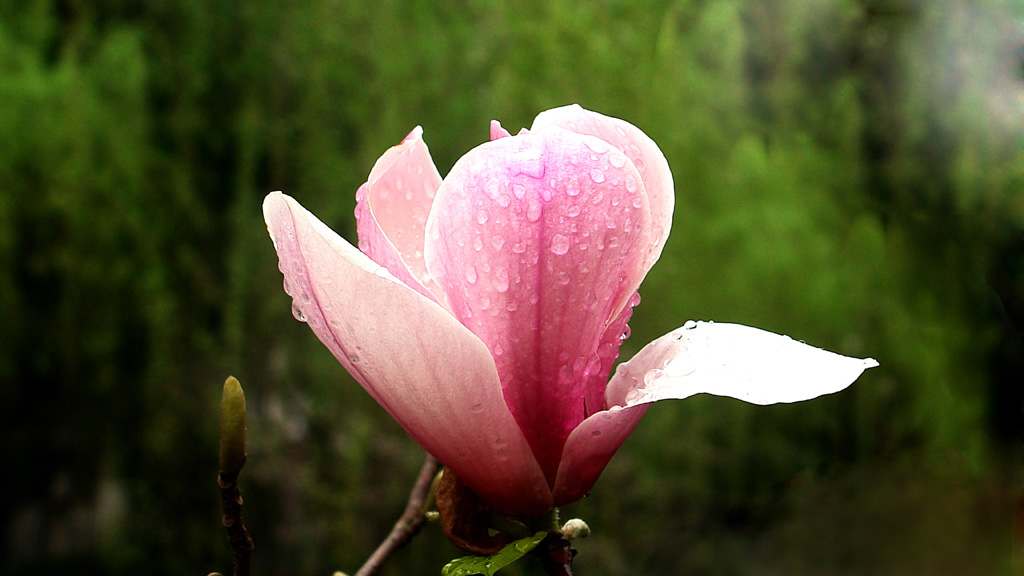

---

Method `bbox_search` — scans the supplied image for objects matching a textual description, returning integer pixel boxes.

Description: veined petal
[424,129,652,483]
[606,321,878,408]
[264,192,551,516]
[355,126,445,302]
[531,104,674,273]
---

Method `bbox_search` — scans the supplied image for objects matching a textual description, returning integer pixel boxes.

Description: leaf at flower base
[441,531,548,576]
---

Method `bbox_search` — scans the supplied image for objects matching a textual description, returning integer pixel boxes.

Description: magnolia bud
[561,518,591,540]
[219,376,247,478]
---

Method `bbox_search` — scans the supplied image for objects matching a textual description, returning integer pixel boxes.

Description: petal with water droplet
[355,126,446,303]
[532,104,674,274]
[606,321,878,408]
[264,192,551,516]
[424,129,652,483]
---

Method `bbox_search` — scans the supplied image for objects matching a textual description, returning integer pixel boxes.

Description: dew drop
[566,204,581,218]
[476,210,489,224]
[591,429,602,437]
[513,183,527,199]
[291,303,307,322]
[557,271,571,285]
[493,267,510,292]
[526,197,543,222]
[683,320,698,330]
[632,196,643,209]
[496,194,511,208]
[589,168,606,183]
[490,234,505,250]
[464,266,478,284]
[470,403,484,413]
[511,241,527,254]
[566,177,581,197]
[609,153,626,168]
[625,175,638,193]
[643,368,665,386]
[584,138,608,153]
[473,236,484,252]
[550,234,571,255]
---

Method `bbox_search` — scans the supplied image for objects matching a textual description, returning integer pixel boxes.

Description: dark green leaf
[440,531,547,576]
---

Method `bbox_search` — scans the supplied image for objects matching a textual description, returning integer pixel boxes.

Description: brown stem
[353,454,441,576]
[218,471,254,576]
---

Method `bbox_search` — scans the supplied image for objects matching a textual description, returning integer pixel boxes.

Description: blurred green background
[1,0,1021,574]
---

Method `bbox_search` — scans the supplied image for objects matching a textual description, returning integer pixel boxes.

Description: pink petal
[551,403,648,506]
[264,192,552,516]
[606,321,879,408]
[490,120,512,140]
[531,104,674,273]
[424,130,653,483]
[354,126,445,302]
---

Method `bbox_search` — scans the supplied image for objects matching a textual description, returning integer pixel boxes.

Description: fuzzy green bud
[219,376,247,477]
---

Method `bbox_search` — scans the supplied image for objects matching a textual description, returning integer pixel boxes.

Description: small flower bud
[561,518,591,540]
[219,376,247,478]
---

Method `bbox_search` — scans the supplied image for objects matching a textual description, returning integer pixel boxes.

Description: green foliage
[441,531,547,576]
[0,0,1018,575]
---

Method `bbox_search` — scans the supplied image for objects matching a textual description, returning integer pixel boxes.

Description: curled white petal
[608,321,878,408]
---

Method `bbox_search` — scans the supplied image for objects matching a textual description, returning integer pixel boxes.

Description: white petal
[607,321,878,408]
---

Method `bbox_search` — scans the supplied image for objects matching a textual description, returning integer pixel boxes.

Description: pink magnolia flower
[263,104,877,518]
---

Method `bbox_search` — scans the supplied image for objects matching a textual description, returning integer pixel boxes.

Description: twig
[219,470,254,576]
[354,454,441,576]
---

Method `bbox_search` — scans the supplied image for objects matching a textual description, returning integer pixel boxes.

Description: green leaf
[441,531,547,576]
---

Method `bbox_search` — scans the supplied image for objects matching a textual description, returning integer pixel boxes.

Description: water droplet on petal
[625,175,638,193]
[632,196,643,209]
[557,271,570,285]
[476,210,489,224]
[471,403,484,413]
[464,266,478,284]
[566,177,581,197]
[550,234,570,255]
[590,169,606,183]
[490,234,505,250]
[683,320,698,330]
[493,267,510,292]
[512,241,527,254]
[527,197,543,222]
[643,368,665,386]
[584,138,608,154]
[592,429,603,437]
[513,183,527,199]
[566,204,581,218]
[609,154,626,168]
[291,303,307,322]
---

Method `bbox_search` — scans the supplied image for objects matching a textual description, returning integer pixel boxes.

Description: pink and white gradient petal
[264,192,552,517]
[355,126,445,302]
[532,104,674,272]
[423,130,652,483]
[606,321,879,408]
